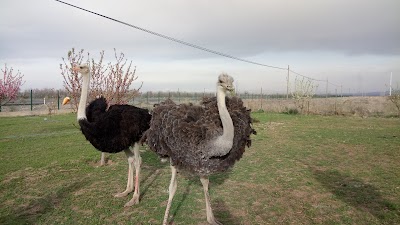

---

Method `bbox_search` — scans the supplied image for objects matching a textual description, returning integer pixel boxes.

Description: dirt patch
[2,167,49,184]
[0,106,73,117]
[86,158,115,167]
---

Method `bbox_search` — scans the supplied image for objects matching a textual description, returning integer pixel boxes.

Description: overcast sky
[1,0,399,94]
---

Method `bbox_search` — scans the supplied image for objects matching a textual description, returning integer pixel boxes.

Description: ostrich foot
[114,190,131,198]
[124,193,140,207]
[207,218,223,225]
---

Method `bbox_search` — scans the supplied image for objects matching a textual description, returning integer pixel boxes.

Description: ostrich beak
[62,97,71,105]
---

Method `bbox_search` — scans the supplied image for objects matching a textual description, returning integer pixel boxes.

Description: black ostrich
[141,74,256,225]
[68,64,151,207]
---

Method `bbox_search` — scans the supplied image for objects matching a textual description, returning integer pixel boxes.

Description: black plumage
[79,97,151,153]
[72,63,152,207]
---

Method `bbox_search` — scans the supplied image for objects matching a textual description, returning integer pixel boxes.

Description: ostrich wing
[80,104,150,153]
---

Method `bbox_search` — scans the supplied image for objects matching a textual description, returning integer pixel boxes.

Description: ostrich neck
[77,73,90,120]
[217,86,234,142]
[209,86,234,157]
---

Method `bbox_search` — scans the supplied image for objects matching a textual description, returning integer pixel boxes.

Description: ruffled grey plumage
[142,96,256,176]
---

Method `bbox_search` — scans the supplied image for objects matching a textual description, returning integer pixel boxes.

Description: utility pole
[389,72,393,96]
[340,85,343,97]
[325,78,329,98]
[260,87,263,110]
[286,65,290,99]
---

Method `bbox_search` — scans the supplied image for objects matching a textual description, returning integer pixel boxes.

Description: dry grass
[245,96,398,117]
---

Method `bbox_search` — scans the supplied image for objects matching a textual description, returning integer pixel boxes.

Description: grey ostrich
[141,74,256,225]
[69,64,151,207]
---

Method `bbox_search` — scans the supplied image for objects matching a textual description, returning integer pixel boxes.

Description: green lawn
[0,113,399,224]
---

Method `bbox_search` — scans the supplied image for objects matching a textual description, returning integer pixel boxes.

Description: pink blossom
[0,64,25,105]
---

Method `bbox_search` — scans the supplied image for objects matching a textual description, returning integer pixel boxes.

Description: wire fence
[1,88,398,118]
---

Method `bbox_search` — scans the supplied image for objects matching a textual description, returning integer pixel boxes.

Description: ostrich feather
[79,97,151,153]
[142,96,256,175]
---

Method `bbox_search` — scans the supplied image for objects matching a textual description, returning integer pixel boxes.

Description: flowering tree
[0,64,25,112]
[60,48,87,112]
[103,49,141,104]
[291,76,318,114]
[60,48,140,112]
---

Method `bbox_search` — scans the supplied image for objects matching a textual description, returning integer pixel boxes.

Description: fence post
[260,87,263,110]
[286,65,290,99]
[340,85,343,97]
[57,90,60,110]
[30,89,33,111]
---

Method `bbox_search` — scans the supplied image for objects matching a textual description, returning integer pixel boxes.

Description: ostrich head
[73,63,90,75]
[217,73,235,93]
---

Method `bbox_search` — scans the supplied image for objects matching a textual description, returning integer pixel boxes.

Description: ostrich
[141,73,256,225]
[68,64,151,207]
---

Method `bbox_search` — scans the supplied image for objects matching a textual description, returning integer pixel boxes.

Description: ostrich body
[141,74,256,224]
[74,64,151,207]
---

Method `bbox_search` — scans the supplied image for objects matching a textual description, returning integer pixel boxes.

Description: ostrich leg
[114,143,142,206]
[163,164,177,225]
[125,143,142,206]
[200,176,222,225]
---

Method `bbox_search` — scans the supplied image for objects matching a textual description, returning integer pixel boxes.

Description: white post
[389,72,392,96]
[44,98,46,105]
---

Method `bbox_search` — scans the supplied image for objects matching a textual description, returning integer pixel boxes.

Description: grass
[0,112,399,224]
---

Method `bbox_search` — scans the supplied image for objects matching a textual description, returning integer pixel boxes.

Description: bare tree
[291,76,318,114]
[388,89,400,117]
[0,64,25,112]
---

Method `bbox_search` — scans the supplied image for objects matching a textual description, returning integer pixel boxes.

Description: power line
[288,69,325,82]
[54,0,344,89]
[328,81,341,87]
[54,0,286,70]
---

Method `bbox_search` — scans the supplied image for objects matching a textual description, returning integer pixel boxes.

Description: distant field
[0,113,399,224]
[1,96,398,118]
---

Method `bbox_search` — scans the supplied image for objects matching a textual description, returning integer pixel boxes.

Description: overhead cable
[54,0,286,70]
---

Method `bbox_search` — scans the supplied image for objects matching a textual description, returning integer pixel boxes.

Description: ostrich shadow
[169,187,240,225]
[169,174,237,224]
[312,169,399,222]
[0,180,89,225]
[213,198,241,225]
[138,166,164,200]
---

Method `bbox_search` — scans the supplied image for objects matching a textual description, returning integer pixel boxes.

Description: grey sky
[1,0,399,94]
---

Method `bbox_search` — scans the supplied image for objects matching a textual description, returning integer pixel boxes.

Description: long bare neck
[77,72,90,120]
[217,86,234,143]
[208,86,234,157]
